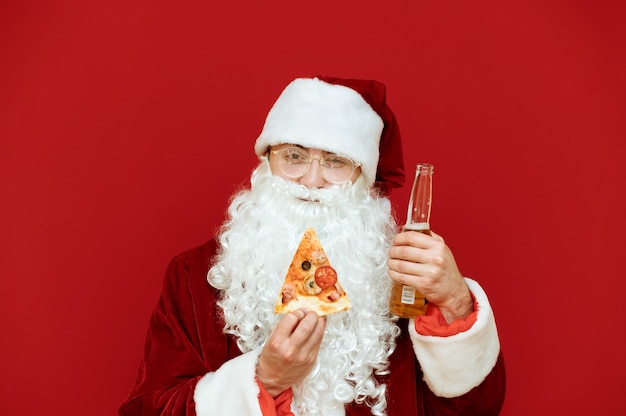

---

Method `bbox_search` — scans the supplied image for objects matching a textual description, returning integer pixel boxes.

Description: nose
[299,157,325,188]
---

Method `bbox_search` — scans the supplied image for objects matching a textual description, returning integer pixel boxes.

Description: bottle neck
[406,163,433,227]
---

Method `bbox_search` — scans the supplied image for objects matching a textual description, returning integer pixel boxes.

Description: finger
[388,244,432,265]
[395,230,433,248]
[388,256,427,275]
[273,308,308,338]
[304,315,327,347]
[388,259,436,282]
[290,311,323,345]
[296,315,327,355]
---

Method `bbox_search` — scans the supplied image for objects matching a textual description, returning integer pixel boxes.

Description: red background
[1,1,624,415]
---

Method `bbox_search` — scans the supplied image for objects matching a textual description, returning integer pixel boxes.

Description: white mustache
[269,176,352,206]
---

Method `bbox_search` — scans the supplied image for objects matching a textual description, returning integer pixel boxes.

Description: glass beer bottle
[389,163,434,318]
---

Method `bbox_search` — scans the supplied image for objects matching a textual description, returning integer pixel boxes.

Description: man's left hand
[387,230,473,322]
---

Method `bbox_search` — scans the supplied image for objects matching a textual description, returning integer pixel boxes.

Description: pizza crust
[274,293,352,315]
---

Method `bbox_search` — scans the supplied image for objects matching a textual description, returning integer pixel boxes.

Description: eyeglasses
[270,147,361,184]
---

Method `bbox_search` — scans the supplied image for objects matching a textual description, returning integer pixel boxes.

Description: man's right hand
[256,309,327,397]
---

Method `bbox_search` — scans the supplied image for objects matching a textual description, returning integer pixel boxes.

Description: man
[119,76,506,415]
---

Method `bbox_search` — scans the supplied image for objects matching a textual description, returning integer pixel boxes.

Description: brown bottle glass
[389,163,434,318]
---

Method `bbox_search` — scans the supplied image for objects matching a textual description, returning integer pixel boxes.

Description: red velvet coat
[119,239,506,415]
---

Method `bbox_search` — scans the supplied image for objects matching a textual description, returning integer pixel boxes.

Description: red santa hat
[254,76,405,195]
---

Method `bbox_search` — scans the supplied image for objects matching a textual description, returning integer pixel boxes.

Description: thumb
[430,230,445,242]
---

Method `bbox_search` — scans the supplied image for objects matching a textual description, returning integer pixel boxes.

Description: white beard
[207,158,400,415]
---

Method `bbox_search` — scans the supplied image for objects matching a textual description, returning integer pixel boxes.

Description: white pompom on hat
[255,76,405,194]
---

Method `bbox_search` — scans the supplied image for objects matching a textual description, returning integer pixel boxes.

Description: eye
[324,155,350,168]
[286,149,309,164]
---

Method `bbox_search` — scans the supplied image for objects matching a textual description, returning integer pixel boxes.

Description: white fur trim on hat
[255,78,384,187]
[408,278,501,398]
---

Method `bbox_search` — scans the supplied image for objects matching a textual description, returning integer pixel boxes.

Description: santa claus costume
[119,76,506,416]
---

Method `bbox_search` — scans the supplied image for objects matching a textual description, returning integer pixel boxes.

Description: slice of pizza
[274,227,351,316]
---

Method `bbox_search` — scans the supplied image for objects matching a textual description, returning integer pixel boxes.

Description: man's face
[268,143,362,189]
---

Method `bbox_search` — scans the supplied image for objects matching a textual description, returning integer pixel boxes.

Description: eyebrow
[284,144,337,155]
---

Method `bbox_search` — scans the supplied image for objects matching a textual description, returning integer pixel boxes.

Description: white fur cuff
[194,349,263,415]
[408,278,500,398]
